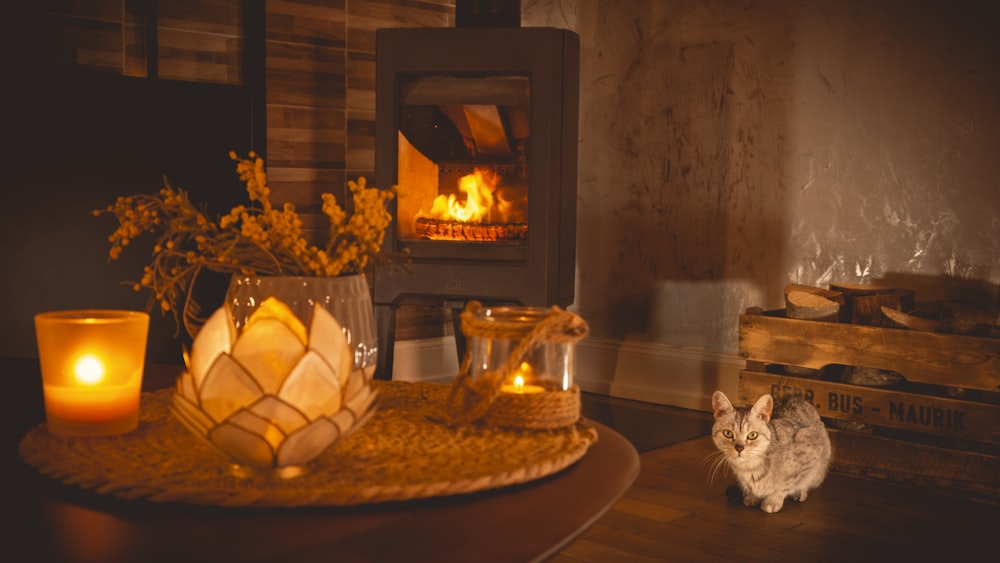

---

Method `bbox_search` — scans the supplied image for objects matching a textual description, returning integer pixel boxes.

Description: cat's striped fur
[710,391,831,513]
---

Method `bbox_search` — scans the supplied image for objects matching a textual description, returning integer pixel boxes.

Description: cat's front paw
[761,497,785,513]
[793,490,809,502]
[742,494,758,508]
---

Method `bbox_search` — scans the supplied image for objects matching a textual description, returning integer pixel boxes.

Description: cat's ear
[711,391,733,419]
[751,394,774,422]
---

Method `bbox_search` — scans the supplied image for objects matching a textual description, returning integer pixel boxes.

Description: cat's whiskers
[700,450,732,485]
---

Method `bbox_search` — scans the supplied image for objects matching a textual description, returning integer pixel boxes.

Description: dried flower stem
[96,152,397,338]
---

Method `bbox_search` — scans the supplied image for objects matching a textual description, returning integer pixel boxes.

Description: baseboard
[575,337,743,412]
[391,335,742,412]
[391,336,460,384]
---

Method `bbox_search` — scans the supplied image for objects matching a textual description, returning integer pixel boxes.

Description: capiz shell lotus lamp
[171,297,377,477]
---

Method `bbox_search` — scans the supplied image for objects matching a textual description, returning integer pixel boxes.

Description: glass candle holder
[466,305,578,393]
[172,297,377,476]
[35,310,150,436]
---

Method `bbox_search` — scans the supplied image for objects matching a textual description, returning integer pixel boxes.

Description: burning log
[415,217,528,241]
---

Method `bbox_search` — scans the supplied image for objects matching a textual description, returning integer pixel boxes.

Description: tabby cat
[710,391,831,513]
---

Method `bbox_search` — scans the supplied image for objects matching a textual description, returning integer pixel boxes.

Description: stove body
[373,26,580,379]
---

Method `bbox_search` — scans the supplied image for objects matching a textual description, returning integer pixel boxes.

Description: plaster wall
[516,0,1000,406]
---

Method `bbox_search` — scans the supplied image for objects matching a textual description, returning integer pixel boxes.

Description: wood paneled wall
[263,1,456,342]
[264,0,453,227]
[28,0,456,232]
[16,0,458,345]
[36,0,244,84]
[157,2,244,84]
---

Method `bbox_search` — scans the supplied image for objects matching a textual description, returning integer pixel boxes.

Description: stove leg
[451,306,467,367]
[375,304,397,380]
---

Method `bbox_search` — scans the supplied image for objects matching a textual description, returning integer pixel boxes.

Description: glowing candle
[466,306,579,394]
[35,310,149,436]
[500,365,544,394]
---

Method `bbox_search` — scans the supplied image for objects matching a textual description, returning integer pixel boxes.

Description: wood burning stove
[373,25,580,379]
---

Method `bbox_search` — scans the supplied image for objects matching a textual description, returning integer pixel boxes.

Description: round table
[5,359,640,563]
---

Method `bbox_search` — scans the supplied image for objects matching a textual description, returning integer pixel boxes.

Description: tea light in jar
[500,363,544,394]
[35,310,149,436]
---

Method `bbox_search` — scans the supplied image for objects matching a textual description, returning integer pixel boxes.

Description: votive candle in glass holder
[34,310,150,436]
[466,305,578,393]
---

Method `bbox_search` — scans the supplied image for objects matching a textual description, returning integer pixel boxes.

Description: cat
[710,390,831,513]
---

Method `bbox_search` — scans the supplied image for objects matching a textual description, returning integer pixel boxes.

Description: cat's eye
[747,431,759,440]
[722,430,734,439]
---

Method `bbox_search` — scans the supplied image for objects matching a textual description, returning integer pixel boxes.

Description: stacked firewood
[784,282,1000,338]
[782,282,1000,422]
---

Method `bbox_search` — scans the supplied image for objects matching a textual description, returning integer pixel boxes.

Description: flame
[512,374,526,393]
[424,168,511,223]
[73,354,106,385]
[512,363,534,392]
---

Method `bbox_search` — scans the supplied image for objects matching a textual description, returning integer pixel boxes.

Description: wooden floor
[393,310,996,562]
[554,395,997,563]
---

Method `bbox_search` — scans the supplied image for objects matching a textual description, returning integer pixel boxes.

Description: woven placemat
[18,381,597,508]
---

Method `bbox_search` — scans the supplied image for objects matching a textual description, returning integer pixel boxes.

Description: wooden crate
[738,309,1000,503]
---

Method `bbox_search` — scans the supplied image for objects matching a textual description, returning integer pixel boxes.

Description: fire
[422,168,513,224]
